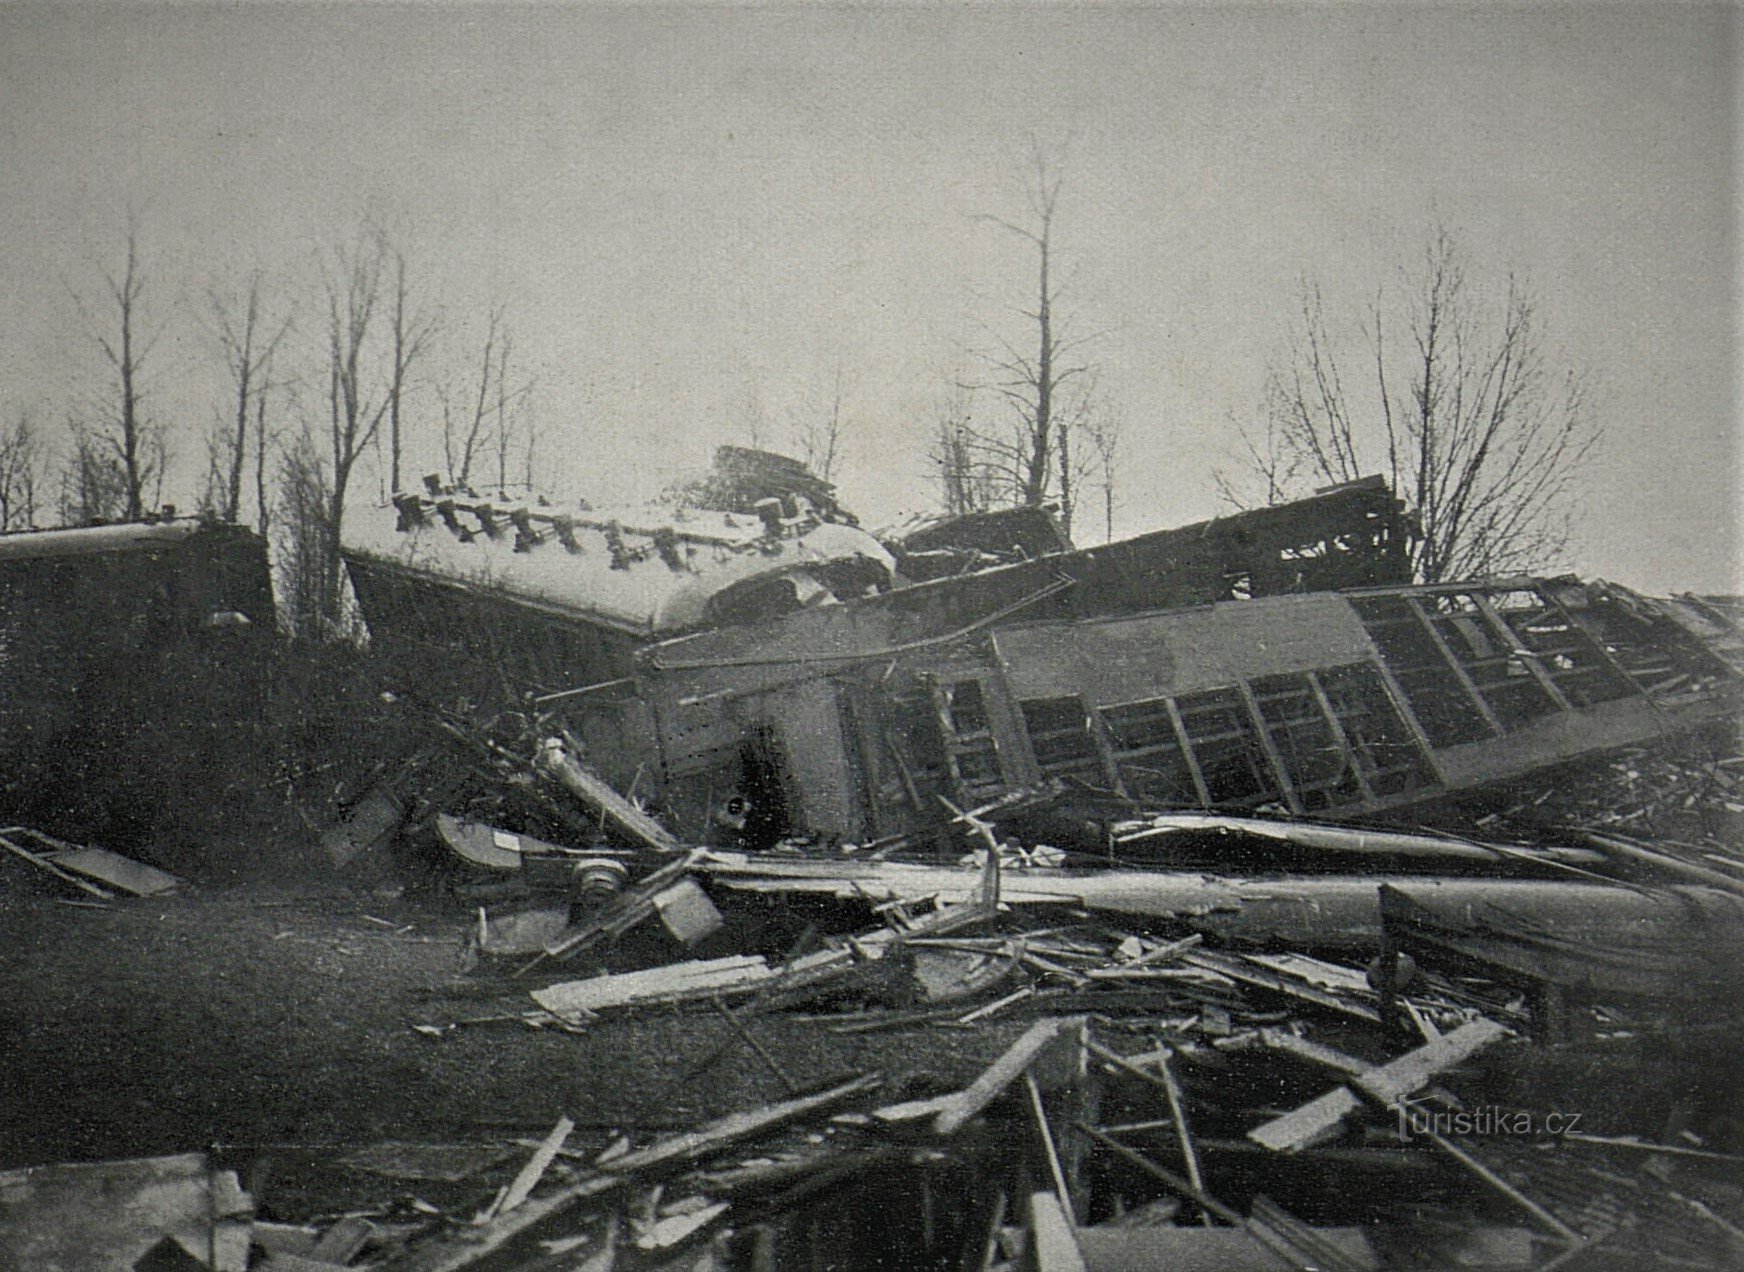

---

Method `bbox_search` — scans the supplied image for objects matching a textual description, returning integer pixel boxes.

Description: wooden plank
[536,740,684,855]
[1354,1018,1509,1106]
[532,955,773,1018]
[1071,1123,1246,1226]
[0,834,113,899]
[1247,1087,1364,1154]
[1256,1028,1370,1077]
[50,846,180,897]
[1247,1018,1508,1153]
[1183,951,1383,1024]
[308,1215,374,1264]
[1024,1072,1074,1224]
[933,1017,1085,1136]
[1023,1191,1087,1272]
[491,1115,574,1217]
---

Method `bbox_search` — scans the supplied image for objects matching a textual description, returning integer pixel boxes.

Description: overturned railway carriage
[340,468,1413,713]
[604,575,1744,845]
[0,519,275,846]
[340,463,1742,846]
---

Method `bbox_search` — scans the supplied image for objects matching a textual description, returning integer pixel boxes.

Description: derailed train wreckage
[342,451,1743,853]
[3,450,1743,1269]
[288,453,1744,1268]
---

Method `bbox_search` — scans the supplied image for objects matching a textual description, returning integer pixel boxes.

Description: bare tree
[59,418,131,524]
[305,229,395,626]
[928,383,1000,516]
[274,426,334,637]
[491,327,536,494]
[71,222,167,521]
[437,304,532,493]
[385,244,435,495]
[950,136,1106,537]
[205,271,289,524]
[253,390,274,539]
[791,362,849,482]
[442,304,504,489]
[1226,228,1598,582]
[0,409,42,531]
[1083,408,1123,544]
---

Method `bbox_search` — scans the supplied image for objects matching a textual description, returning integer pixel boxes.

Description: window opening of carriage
[1421,591,1559,730]
[886,694,949,787]
[942,678,990,735]
[1248,672,1360,811]
[931,676,1003,795]
[1351,594,1496,748]
[1316,662,1435,799]
[1484,587,1637,708]
[1102,697,1201,807]
[1173,687,1282,808]
[1018,695,1104,782]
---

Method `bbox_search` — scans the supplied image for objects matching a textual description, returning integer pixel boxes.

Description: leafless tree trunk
[385,245,434,495]
[59,418,130,524]
[1226,228,1598,582]
[792,362,849,482]
[948,137,1105,537]
[1084,409,1122,544]
[443,304,502,489]
[0,409,42,531]
[313,230,393,627]
[275,427,333,637]
[206,271,289,523]
[253,391,272,539]
[71,222,166,522]
[928,384,999,516]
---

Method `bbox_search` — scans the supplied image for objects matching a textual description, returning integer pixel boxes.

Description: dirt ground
[0,871,1012,1189]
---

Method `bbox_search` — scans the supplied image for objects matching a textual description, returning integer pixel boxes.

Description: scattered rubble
[4,469,1743,1268]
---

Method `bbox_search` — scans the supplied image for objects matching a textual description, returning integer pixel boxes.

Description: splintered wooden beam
[932,1017,1086,1136]
[393,1074,879,1272]
[1182,950,1383,1024]
[535,740,684,856]
[488,1116,574,1219]
[1072,1123,1243,1226]
[1025,1190,1087,1272]
[0,834,113,899]
[1248,1018,1509,1153]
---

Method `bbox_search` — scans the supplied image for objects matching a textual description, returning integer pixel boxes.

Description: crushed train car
[339,459,1741,850]
[568,573,1744,847]
[340,454,1413,708]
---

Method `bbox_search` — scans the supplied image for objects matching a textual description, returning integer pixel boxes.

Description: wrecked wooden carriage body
[572,572,1744,852]
[342,456,1742,852]
[339,461,1413,748]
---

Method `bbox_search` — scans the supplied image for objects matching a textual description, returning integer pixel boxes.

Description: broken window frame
[1246,672,1364,813]
[1171,686,1290,811]
[1018,694,1114,787]
[1351,594,1501,748]
[1101,695,1207,807]
[927,674,1008,801]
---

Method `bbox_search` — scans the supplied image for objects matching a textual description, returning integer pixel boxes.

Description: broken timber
[1248,1017,1510,1153]
[535,739,684,856]
[387,1074,879,1271]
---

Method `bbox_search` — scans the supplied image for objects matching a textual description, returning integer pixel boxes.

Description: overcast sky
[0,3,1736,593]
